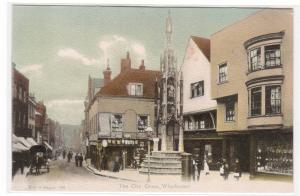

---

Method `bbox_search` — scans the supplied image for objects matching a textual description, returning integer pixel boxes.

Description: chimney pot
[120,52,131,73]
[139,59,145,70]
[103,59,112,85]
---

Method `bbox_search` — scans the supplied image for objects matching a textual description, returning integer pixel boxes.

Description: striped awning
[43,141,53,151]
[26,138,38,146]
[12,142,29,152]
[18,137,32,148]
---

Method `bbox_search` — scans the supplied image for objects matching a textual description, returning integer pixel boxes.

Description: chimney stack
[120,51,131,72]
[103,59,112,86]
[139,59,145,70]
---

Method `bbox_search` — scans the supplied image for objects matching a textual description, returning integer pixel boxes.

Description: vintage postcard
[10,4,294,194]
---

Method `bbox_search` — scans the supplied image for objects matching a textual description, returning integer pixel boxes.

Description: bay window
[249,48,262,71]
[266,86,281,115]
[251,87,262,116]
[265,45,281,68]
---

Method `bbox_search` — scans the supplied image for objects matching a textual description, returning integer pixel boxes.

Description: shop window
[251,87,262,116]
[218,63,227,83]
[191,81,204,98]
[137,115,149,132]
[128,83,143,96]
[249,47,262,71]
[266,86,281,115]
[265,44,281,68]
[256,139,293,175]
[225,101,235,122]
[111,114,123,131]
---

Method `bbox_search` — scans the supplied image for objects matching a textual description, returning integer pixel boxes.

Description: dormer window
[128,83,143,96]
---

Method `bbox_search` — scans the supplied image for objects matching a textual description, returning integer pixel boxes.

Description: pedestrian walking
[36,153,42,175]
[19,159,24,175]
[223,159,229,180]
[204,158,210,175]
[79,153,83,167]
[233,158,241,181]
[219,160,224,177]
[113,156,120,172]
[75,153,79,167]
[192,157,200,181]
[62,150,66,159]
[67,151,72,163]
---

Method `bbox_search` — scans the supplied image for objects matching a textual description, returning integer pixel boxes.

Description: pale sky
[12,6,259,125]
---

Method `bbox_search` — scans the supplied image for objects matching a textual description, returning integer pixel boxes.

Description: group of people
[75,153,84,167]
[219,158,242,181]
[192,156,242,181]
[63,150,84,167]
[192,157,210,181]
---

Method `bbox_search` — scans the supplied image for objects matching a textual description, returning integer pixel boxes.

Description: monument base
[139,151,182,175]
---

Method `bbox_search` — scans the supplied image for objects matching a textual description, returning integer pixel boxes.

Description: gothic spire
[166,10,172,47]
[106,58,110,70]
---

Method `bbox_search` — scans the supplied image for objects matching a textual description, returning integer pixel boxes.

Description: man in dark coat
[75,153,79,167]
[67,151,72,163]
[223,159,229,180]
[62,150,66,159]
[79,153,83,167]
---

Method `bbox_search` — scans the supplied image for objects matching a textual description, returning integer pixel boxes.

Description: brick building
[12,64,30,138]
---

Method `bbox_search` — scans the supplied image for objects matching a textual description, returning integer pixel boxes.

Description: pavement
[10,157,294,193]
[85,163,183,182]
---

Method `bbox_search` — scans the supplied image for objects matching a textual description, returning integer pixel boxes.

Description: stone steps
[139,167,181,174]
[139,151,182,175]
[140,163,181,169]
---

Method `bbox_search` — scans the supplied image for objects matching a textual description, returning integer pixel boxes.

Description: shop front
[251,130,293,176]
[96,138,148,171]
[184,131,223,170]
[220,133,250,172]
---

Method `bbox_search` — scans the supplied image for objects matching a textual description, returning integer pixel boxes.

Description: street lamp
[145,125,153,182]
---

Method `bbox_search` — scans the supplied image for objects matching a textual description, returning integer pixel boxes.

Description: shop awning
[12,142,29,152]
[18,137,32,148]
[43,141,53,151]
[12,134,19,143]
[26,138,38,146]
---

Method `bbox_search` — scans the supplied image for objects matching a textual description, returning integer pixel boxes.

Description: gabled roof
[191,36,210,61]
[99,69,161,99]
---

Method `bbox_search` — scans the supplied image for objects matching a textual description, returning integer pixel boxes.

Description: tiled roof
[99,68,161,98]
[191,36,210,61]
